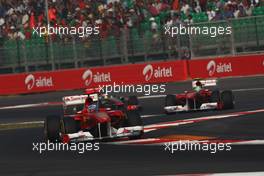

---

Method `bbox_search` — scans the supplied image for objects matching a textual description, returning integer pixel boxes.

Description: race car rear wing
[62,95,88,106]
[62,95,88,115]
[192,79,218,88]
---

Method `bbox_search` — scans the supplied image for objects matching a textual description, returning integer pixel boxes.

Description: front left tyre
[44,115,61,142]
[165,94,177,106]
[62,117,79,134]
[125,110,143,139]
[165,94,179,114]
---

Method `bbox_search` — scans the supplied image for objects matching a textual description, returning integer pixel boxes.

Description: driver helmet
[196,80,202,87]
[101,94,109,100]
[194,81,202,92]
[85,97,93,108]
[85,97,98,111]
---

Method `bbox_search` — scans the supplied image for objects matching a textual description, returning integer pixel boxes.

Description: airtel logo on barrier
[207,60,232,76]
[143,64,172,81]
[82,69,111,86]
[25,74,53,90]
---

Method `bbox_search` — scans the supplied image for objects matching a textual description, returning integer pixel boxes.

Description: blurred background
[0,0,263,74]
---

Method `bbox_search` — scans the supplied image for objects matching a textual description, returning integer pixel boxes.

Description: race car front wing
[164,102,218,113]
[62,125,144,143]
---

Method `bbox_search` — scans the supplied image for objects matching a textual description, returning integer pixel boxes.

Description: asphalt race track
[0,76,264,175]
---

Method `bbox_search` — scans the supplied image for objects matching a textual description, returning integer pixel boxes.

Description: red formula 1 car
[61,88,141,115]
[44,88,143,143]
[164,79,235,114]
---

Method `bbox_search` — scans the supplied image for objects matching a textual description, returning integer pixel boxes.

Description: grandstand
[0,0,264,74]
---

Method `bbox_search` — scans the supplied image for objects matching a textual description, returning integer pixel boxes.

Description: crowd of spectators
[0,0,263,41]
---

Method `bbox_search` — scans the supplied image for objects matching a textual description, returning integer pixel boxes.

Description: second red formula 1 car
[164,79,235,114]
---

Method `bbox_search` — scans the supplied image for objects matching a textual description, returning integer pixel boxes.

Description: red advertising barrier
[1,54,264,96]
[188,54,264,79]
[0,69,86,95]
[0,60,188,95]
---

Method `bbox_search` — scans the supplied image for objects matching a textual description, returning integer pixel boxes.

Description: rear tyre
[126,110,143,139]
[44,115,61,142]
[62,117,79,134]
[128,95,138,105]
[221,90,234,109]
[126,110,143,126]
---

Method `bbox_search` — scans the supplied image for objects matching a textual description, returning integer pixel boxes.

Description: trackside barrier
[0,54,263,96]
[188,54,264,78]
[0,60,188,95]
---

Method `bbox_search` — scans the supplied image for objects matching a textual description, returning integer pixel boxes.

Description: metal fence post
[188,28,194,59]
[99,38,106,65]
[22,40,29,72]
[229,20,235,55]
[72,37,78,68]
[45,0,55,71]
[254,16,260,48]
[16,39,21,67]
[121,28,128,63]
[143,33,148,62]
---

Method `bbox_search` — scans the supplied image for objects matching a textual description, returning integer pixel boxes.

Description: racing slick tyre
[126,110,143,139]
[165,94,179,114]
[210,90,221,102]
[165,94,177,106]
[62,117,79,134]
[221,90,234,109]
[44,115,61,142]
[128,95,139,105]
